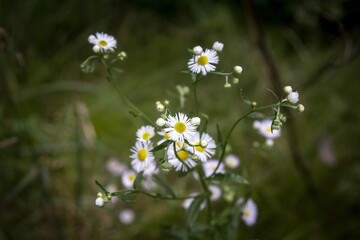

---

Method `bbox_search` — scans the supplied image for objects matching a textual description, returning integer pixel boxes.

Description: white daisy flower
[122,170,137,189]
[136,125,155,142]
[167,143,197,172]
[212,41,224,52]
[130,141,155,173]
[203,159,225,177]
[188,49,219,75]
[237,198,258,226]
[209,185,222,201]
[190,132,216,162]
[258,119,281,139]
[88,32,117,53]
[287,91,299,104]
[182,193,206,210]
[164,113,197,145]
[224,154,240,168]
[105,157,128,177]
[118,209,135,225]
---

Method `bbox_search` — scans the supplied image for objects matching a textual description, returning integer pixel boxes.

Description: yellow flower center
[142,133,151,140]
[195,141,206,152]
[174,122,186,133]
[98,40,108,46]
[266,127,272,133]
[197,56,208,66]
[137,149,147,161]
[243,209,250,217]
[178,150,189,161]
[164,132,169,140]
[129,175,135,181]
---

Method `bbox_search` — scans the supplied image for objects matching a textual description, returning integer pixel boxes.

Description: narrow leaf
[266,88,280,101]
[153,175,176,198]
[112,66,124,73]
[133,171,144,189]
[185,196,205,228]
[216,123,223,148]
[95,180,109,194]
[151,140,172,152]
[248,112,267,119]
[239,89,252,105]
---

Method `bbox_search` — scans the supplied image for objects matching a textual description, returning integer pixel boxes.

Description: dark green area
[1,0,360,239]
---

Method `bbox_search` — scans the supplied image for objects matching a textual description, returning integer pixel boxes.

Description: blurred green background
[1,0,360,239]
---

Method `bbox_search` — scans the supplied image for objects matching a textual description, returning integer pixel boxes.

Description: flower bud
[192,155,199,160]
[251,101,257,108]
[160,162,172,173]
[234,66,243,74]
[97,192,103,198]
[183,86,190,94]
[212,41,224,52]
[164,100,170,106]
[284,86,293,94]
[297,104,305,112]
[156,118,166,127]
[95,197,104,207]
[88,35,96,43]
[193,46,203,55]
[191,117,201,126]
[200,139,208,148]
[92,45,100,53]
[287,91,299,104]
[233,78,239,84]
[156,104,165,112]
[224,83,231,88]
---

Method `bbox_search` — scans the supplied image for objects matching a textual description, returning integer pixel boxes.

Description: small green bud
[233,78,239,84]
[160,162,172,173]
[224,83,231,88]
[164,100,170,106]
[272,124,281,130]
[192,155,199,160]
[251,101,257,108]
[161,114,167,119]
[297,104,305,112]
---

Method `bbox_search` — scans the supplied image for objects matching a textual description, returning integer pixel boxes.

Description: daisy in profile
[167,145,197,172]
[188,49,219,75]
[164,113,197,145]
[190,132,216,162]
[182,193,206,210]
[88,32,117,53]
[157,130,171,145]
[209,185,222,201]
[119,209,135,225]
[224,154,240,169]
[203,159,225,177]
[237,198,258,226]
[130,141,155,172]
[136,125,155,142]
[257,119,281,139]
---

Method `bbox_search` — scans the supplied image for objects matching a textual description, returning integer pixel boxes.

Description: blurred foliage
[1,0,360,239]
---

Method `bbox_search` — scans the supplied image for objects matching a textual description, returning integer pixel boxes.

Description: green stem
[113,189,199,201]
[193,79,199,115]
[196,167,213,226]
[110,78,155,126]
[209,103,281,178]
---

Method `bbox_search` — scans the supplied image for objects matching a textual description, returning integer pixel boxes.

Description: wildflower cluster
[81,33,305,237]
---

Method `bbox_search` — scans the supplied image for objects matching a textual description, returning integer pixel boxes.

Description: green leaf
[95,180,109,194]
[151,140,172,152]
[239,89,252,105]
[152,175,176,198]
[111,190,134,197]
[89,57,99,73]
[133,171,144,189]
[185,195,205,228]
[211,173,249,184]
[216,123,223,148]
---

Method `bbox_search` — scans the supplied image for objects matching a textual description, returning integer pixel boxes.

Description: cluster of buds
[95,192,112,207]
[283,86,305,112]
[155,100,169,113]
[118,51,127,61]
